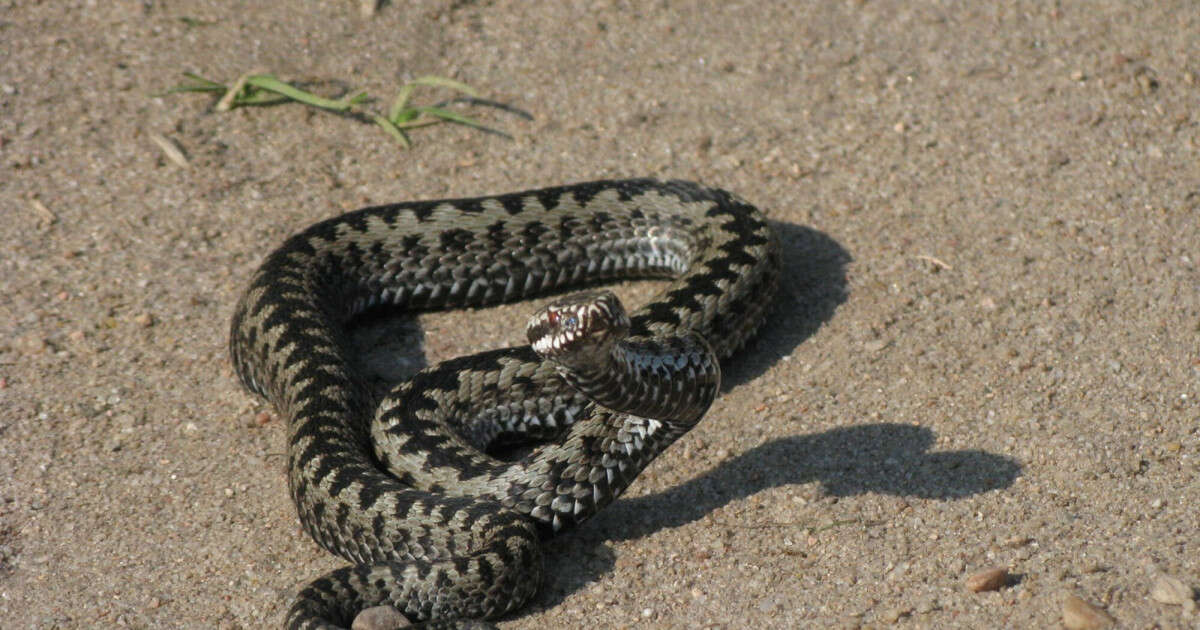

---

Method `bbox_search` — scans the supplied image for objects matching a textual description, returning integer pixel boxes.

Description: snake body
[229,179,780,628]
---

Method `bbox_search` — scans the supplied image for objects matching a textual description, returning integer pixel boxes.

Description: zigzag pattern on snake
[228,179,780,628]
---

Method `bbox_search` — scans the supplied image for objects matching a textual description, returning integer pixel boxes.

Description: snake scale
[229,179,780,628]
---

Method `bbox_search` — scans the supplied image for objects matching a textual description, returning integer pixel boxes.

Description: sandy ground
[2,1,1198,628]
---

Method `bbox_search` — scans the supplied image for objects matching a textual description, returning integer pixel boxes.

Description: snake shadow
[527,423,1022,613]
[510,226,1021,615]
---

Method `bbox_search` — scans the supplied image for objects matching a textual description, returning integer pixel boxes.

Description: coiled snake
[229,179,780,628]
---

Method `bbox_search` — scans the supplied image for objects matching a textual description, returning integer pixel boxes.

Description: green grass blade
[392,119,443,130]
[157,83,224,96]
[389,84,415,121]
[156,72,227,96]
[245,75,354,111]
[181,72,227,89]
[235,89,290,106]
[414,105,485,128]
[392,108,419,124]
[161,68,510,148]
[372,114,411,148]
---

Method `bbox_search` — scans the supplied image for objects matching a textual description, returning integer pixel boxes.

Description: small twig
[215,72,252,112]
[29,198,57,227]
[915,254,953,270]
[148,132,190,168]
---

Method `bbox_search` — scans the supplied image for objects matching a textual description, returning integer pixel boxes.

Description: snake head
[527,290,631,364]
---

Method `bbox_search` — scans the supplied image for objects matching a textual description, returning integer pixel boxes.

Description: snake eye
[563,315,579,331]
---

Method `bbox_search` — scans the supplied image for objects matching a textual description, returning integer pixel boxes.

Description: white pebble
[1150,573,1195,607]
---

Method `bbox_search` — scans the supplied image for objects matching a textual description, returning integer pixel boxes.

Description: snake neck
[549,333,720,425]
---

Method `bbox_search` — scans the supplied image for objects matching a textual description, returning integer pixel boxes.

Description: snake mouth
[526,290,631,362]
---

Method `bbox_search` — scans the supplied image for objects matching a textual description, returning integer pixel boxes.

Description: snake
[228,179,780,628]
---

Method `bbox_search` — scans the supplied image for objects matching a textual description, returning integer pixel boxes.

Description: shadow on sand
[521,223,1021,612]
[531,422,1022,611]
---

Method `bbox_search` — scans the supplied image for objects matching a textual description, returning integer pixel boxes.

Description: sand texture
[1,1,1197,628]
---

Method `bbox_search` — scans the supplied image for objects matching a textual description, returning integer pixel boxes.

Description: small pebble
[134,312,155,328]
[880,605,911,623]
[1062,594,1114,629]
[863,338,888,352]
[351,605,410,630]
[17,333,47,355]
[1003,535,1032,548]
[1149,573,1194,607]
[253,411,273,426]
[114,413,139,430]
[966,567,1008,593]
